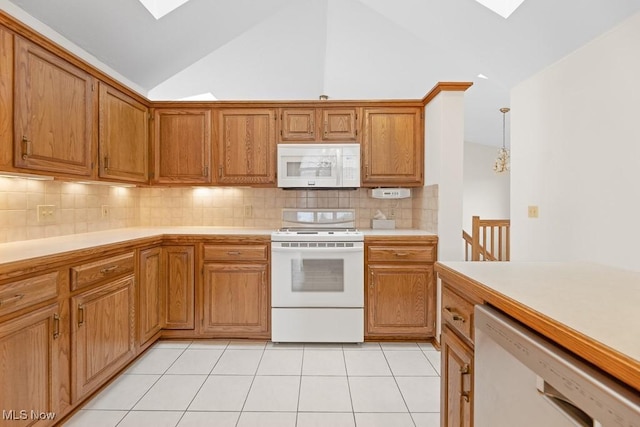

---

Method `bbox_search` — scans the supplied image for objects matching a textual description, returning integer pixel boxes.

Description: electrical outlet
[37,205,56,223]
[528,205,539,218]
[101,205,110,218]
[244,205,253,218]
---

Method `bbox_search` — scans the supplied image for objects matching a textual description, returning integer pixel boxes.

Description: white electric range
[271,209,364,343]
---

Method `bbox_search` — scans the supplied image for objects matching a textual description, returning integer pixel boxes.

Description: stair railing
[463,216,510,261]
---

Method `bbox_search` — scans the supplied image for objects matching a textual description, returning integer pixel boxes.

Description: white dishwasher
[474,305,640,427]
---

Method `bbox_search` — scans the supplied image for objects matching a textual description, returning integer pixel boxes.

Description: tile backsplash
[0,178,438,243]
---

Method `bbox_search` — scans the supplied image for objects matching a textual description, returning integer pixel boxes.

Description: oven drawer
[442,286,475,343]
[70,252,135,291]
[203,244,268,262]
[367,245,435,263]
[0,272,58,317]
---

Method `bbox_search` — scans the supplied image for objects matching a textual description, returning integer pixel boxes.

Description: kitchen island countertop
[436,261,640,392]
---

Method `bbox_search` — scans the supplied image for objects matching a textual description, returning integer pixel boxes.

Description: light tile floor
[63,340,441,427]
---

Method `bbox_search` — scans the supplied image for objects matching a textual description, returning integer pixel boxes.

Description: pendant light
[493,107,510,173]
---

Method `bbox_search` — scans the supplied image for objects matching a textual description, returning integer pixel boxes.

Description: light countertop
[0,227,436,266]
[436,261,640,391]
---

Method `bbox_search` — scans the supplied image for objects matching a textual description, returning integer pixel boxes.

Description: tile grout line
[174,340,231,427]
[234,343,267,427]
[113,344,191,427]
[380,345,418,427]
[341,344,359,427]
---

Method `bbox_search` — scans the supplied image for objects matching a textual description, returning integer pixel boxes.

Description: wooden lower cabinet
[138,247,163,346]
[441,325,473,427]
[0,303,69,427]
[201,263,269,337]
[71,275,135,402]
[364,237,437,339]
[163,246,195,330]
[366,264,434,337]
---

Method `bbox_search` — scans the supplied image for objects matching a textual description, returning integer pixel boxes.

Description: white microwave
[277,143,360,189]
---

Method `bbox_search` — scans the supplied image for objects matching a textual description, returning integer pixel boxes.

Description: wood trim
[435,262,640,393]
[422,82,474,106]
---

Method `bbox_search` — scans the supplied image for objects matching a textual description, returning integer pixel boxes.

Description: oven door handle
[271,246,363,253]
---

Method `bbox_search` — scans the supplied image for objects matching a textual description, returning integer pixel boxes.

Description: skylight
[179,93,217,101]
[138,0,190,20]
[474,0,526,19]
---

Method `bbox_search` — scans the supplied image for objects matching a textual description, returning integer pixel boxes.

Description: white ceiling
[6,0,640,146]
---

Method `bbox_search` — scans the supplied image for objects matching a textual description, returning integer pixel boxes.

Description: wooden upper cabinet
[152,108,212,184]
[320,108,358,141]
[0,26,13,171]
[362,107,423,187]
[217,108,276,185]
[279,107,359,142]
[99,83,148,183]
[280,108,316,141]
[13,36,94,177]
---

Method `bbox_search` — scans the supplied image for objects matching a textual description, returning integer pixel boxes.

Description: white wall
[511,11,640,271]
[462,142,510,233]
[425,90,466,262]
[0,0,146,95]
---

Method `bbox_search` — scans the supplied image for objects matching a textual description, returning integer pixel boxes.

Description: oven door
[271,242,364,307]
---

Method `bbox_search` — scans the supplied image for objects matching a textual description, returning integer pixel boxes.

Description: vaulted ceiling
[6,0,640,146]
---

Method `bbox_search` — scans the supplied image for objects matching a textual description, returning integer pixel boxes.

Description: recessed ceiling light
[478,74,489,80]
[474,0,526,19]
[138,0,190,20]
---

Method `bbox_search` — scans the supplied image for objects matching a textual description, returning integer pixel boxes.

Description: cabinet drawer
[70,252,135,291]
[442,287,475,343]
[203,245,268,262]
[367,245,435,263]
[0,272,58,317]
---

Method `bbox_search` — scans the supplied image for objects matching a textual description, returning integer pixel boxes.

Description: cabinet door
[152,108,211,184]
[99,83,148,183]
[217,109,276,185]
[14,36,94,177]
[366,264,434,337]
[138,247,163,346]
[72,276,135,401]
[164,246,195,330]
[362,107,423,186]
[202,263,269,336]
[280,108,316,141]
[0,304,68,426]
[0,26,12,171]
[320,108,358,141]
[441,325,473,427]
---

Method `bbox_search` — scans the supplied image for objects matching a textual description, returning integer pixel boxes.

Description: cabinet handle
[218,166,223,177]
[78,306,85,326]
[100,265,118,274]
[104,155,110,170]
[21,136,31,160]
[369,271,375,287]
[459,363,470,375]
[0,293,24,306]
[203,166,209,177]
[226,251,241,256]
[444,306,466,323]
[53,314,60,339]
[460,364,471,402]
[395,252,409,257]
[460,390,470,403]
